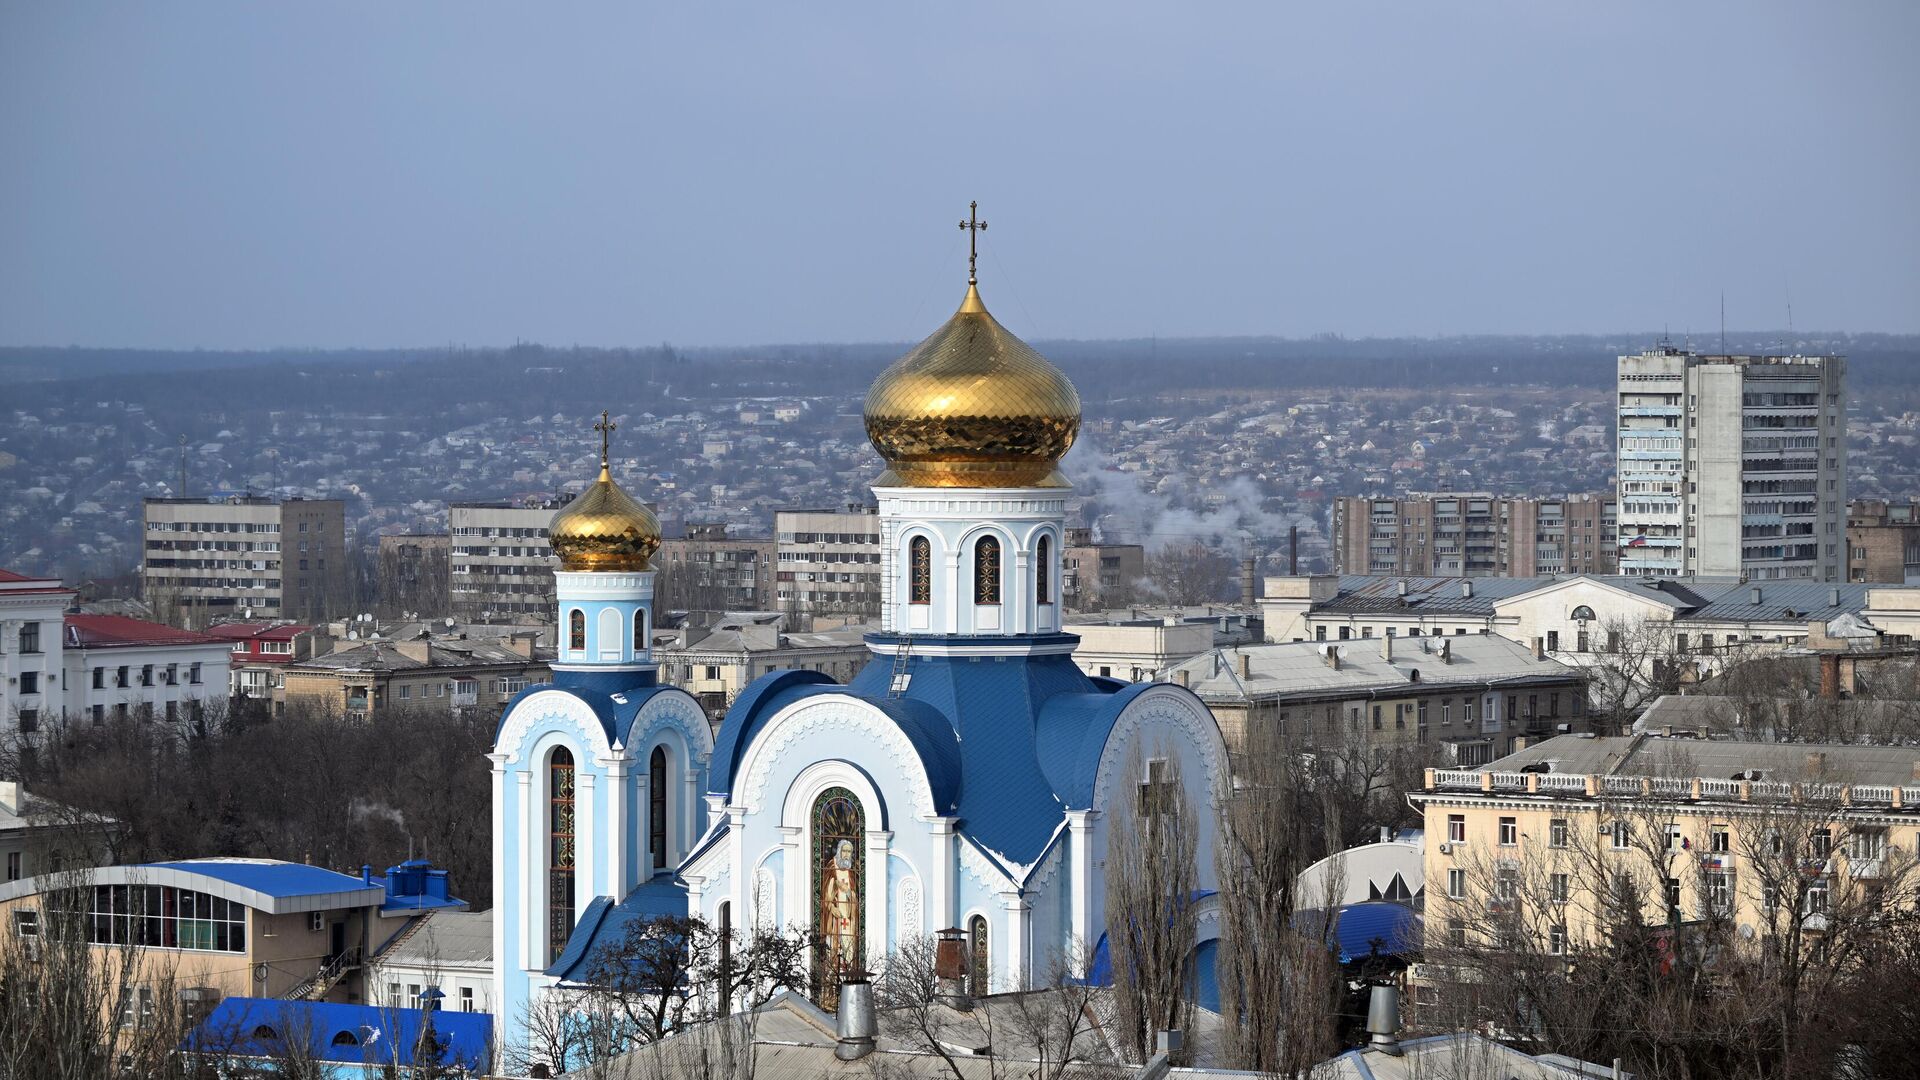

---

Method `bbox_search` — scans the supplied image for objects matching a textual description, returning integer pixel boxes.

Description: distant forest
[5,333,1918,418]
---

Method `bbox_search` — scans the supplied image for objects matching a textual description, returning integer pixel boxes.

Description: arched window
[811,787,865,1006]
[974,537,1001,605]
[968,914,990,997]
[548,747,576,966]
[568,609,586,651]
[330,1030,360,1047]
[649,746,668,871]
[1570,605,1597,622]
[1035,535,1052,606]
[909,536,932,605]
[633,608,648,653]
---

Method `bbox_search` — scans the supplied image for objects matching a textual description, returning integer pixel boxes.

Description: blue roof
[1295,901,1422,964]
[145,860,376,900]
[1034,680,1156,810]
[709,669,840,793]
[496,683,621,748]
[183,998,491,1070]
[547,874,691,984]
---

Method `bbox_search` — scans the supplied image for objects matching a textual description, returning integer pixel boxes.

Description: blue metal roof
[1295,901,1422,964]
[145,860,376,900]
[1034,681,1155,811]
[550,666,660,700]
[709,668,840,794]
[183,998,491,1071]
[546,874,692,985]
[494,683,621,748]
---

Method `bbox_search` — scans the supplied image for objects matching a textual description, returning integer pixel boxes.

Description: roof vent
[1830,587,1841,607]
[1460,581,1473,599]
[1751,587,1763,606]
[1396,580,1408,597]
[1364,984,1403,1056]
[835,968,877,1060]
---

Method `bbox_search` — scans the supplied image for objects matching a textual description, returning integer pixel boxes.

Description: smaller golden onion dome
[864,282,1081,488]
[548,413,661,572]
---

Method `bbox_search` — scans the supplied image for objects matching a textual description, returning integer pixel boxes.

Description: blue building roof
[145,860,380,901]
[547,873,692,985]
[183,998,491,1071]
[1295,901,1423,964]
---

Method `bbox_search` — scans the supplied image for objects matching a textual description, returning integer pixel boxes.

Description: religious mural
[811,787,864,1005]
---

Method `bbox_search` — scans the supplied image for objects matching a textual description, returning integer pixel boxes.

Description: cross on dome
[958,200,988,286]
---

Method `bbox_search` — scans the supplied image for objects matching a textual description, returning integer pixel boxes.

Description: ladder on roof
[888,636,913,697]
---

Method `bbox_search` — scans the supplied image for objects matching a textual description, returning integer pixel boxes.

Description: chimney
[934,928,972,1010]
[1806,751,1827,774]
[361,864,372,885]
[1381,635,1393,662]
[1751,587,1763,606]
[1531,636,1545,661]
[396,640,431,664]
[1460,580,1472,599]
[1830,587,1842,608]
[834,968,877,1060]
[1237,652,1251,679]
[1324,645,1342,671]
[1174,669,1190,688]
[1439,639,1452,665]
[1289,524,1300,576]
[1911,761,1920,783]
[1364,984,1403,1056]
[1396,580,1408,598]
[1240,557,1257,607]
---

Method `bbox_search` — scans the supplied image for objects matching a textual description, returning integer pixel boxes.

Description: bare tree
[1142,542,1236,607]
[1102,746,1198,1064]
[1586,615,1688,732]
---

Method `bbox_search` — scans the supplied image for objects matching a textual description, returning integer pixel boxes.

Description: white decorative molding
[753,866,777,929]
[739,698,937,819]
[631,690,715,758]
[898,874,923,942]
[863,638,1077,659]
[495,690,613,763]
[957,836,1011,890]
[1090,686,1231,812]
[1026,837,1067,895]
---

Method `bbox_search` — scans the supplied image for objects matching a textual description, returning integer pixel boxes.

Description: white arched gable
[780,758,887,831]
[1089,684,1230,814]
[734,695,940,821]
[1017,521,1061,549]
[626,689,714,761]
[495,690,615,763]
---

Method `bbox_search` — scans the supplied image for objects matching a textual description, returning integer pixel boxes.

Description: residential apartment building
[657,616,872,720]
[1846,498,1920,584]
[203,621,315,711]
[1416,735,1920,963]
[375,532,450,617]
[1332,494,1617,578]
[281,633,550,719]
[1061,527,1146,610]
[654,523,775,611]
[1160,634,1589,764]
[448,497,568,620]
[60,615,233,729]
[1617,348,1846,582]
[774,506,881,617]
[142,496,346,626]
[1,569,73,732]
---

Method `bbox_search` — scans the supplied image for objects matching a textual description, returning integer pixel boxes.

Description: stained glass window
[1036,535,1052,605]
[568,609,586,651]
[974,537,1001,605]
[968,914,990,997]
[909,536,932,605]
[811,787,865,1006]
[633,608,648,652]
[650,746,668,870]
[549,747,576,966]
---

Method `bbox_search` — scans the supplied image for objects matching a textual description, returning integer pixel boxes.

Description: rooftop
[1161,634,1581,703]
[1485,733,1920,788]
[0,858,383,915]
[1300,574,1873,625]
[374,909,492,969]
[63,613,224,649]
[291,636,544,673]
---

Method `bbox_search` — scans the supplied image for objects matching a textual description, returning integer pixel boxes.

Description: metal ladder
[888,636,913,696]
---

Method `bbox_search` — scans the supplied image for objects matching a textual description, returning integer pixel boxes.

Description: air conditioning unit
[1437,842,1453,855]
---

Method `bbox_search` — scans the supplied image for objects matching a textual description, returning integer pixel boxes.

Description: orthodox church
[490,224,1229,1039]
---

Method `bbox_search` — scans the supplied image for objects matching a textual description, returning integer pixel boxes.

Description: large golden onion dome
[864,281,1081,488]
[549,414,661,572]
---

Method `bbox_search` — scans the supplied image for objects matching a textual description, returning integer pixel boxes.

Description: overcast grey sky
[2,2,1914,349]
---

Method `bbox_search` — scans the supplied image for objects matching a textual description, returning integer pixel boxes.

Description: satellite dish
[1739,924,1755,940]
[445,617,456,628]
[347,631,359,641]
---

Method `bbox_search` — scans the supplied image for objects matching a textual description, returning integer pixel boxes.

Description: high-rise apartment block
[1617,348,1846,581]
[1332,495,1617,578]
[142,496,345,625]
[654,523,775,611]
[448,497,568,620]
[773,506,881,616]
[1845,499,1920,584]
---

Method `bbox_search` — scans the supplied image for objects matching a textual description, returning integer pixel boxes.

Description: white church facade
[490,245,1230,1062]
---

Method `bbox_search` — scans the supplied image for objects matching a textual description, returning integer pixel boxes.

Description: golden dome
[864,282,1081,488]
[549,462,661,573]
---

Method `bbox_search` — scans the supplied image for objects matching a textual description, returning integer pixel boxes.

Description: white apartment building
[1617,347,1846,582]
[774,506,882,617]
[142,496,346,625]
[448,497,568,619]
[1,570,74,731]
[60,614,233,728]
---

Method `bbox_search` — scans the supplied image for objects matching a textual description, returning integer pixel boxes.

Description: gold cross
[594,410,616,468]
[958,200,988,285]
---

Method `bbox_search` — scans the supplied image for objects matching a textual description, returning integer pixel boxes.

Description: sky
[2,2,1915,349]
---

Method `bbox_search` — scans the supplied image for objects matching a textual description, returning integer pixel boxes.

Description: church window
[974,537,1002,605]
[548,747,576,967]
[1036,535,1052,605]
[568,609,585,651]
[968,914,990,997]
[634,608,648,652]
[909,536,931,605]
[650,746,669,871]
[1138,758,1178,821]
[811,787,865,1007]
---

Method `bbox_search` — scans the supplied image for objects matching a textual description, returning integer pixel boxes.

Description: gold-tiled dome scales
[548,411,662,572]
[864,205,1080,488]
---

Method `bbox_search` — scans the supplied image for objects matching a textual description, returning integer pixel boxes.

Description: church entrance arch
[811,786,865,1006]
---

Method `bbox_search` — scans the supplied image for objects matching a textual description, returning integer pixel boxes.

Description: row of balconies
[1429,768,1920,809]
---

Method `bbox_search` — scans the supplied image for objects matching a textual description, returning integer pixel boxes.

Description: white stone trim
[862,639,1078,659]
[494,690,614,763]
[737,696,939,819]
[1090,684,1231,813]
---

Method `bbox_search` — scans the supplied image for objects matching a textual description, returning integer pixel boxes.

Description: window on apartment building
[1549,924,1568,956]
[1417,700,1427,729]
[1607,629,1621,652]
[1610,821,1632,850]
[1447,868,1465,899]
[1550,873,1570,905]
[1550,818,1569,848]
[460,986,474,1012]
[1546,631,1559,651]
[1447,815,1466,844]
[1664,877,1682,913]
[1371,706,1382,731]
[1499,817,1518,846]
[190,663,202,685]
[17,622,40,654]
[1338,626,1351,640]
[1315,626,1327,641]
[92,667,105,690]
[1812,828,1832,859]
[1440,699,1452,725]
[18,671,36,695]
[1806,879,1829,915]
[1448,918,1467,948]
[1710,826,1729,854]
[1495,866,1519,901]
[1576,630,1589,653]
[141,665,154,687]
[6,854,20,882]
[1851,828,1887,862]
[1463,700,1476,724]
[1361,626,1373,638]
[91,704,104,725]
[1706,871,1734,915]
[974,536,1002,605]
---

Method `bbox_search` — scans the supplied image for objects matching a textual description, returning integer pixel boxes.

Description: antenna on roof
[178,435,189,497]
[1720,292,1726,354]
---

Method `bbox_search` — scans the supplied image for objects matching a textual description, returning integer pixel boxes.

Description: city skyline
[3,1,1916,350]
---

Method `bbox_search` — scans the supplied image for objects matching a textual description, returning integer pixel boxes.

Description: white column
[943,551,964,635]
[577,771,597,911]
[1003,892,1030,991]
[866,829,892,961]
[879,516,897,634]
[683,769,701,865]
[634,771,652,878]
[729,807,749,930]
[489,755,509,1009]
[927,817,957,930]
[780,824,805,934]
[1012,549,1032,634]
[517,771,539,972]
[1065,810,1095,951]
[606,757,629,895]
